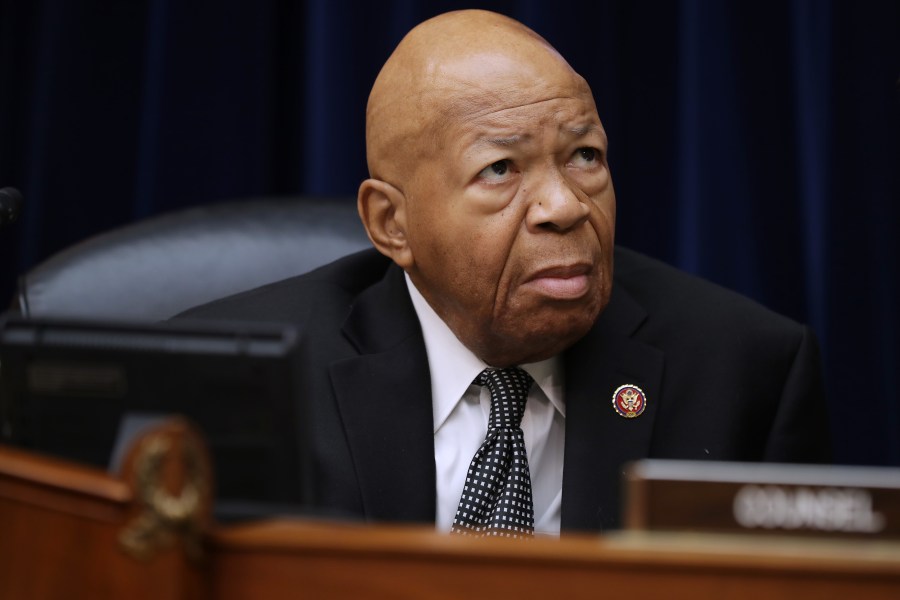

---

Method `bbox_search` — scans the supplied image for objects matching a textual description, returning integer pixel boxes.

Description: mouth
[522,263,592,299]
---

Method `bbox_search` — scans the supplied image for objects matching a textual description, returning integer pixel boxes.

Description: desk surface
[209,520,900,600]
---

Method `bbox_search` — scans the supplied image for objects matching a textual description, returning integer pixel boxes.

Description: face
[401,52,616,367]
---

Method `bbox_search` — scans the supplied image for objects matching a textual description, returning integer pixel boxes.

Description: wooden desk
[3,422,899,599]
[0,421,209,600]
[210,520,900,600]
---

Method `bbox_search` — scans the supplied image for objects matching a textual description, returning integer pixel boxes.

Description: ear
[357,178,414,269]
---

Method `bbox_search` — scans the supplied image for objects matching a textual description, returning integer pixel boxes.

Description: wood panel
[209,521,900,600]
[0,420,211,600]
[4,423,900,599]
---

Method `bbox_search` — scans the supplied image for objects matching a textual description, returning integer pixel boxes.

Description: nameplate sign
[623,460,900,538]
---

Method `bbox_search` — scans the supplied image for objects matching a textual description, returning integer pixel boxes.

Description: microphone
[0,187,24,229]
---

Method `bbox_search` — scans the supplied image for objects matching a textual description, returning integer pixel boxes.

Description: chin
[487,311,598,366]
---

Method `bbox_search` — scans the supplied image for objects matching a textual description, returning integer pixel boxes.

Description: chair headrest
[16,197,372,321]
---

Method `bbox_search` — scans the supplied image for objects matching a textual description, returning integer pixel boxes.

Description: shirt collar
[404,274,565,433]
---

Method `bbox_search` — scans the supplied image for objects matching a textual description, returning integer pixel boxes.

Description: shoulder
[175,248,393,324]
[609,246,818,394]
[610,247,828,463]
[612,245,807,346]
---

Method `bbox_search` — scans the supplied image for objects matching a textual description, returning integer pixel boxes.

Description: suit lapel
[329,265,436,523]
[561,286,664,532]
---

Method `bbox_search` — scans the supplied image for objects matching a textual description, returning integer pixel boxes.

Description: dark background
[1,1,898,465]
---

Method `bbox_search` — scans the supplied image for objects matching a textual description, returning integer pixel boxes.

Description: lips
[522,263,592,299]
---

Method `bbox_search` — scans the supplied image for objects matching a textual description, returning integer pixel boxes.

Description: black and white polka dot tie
[451,367,534,538]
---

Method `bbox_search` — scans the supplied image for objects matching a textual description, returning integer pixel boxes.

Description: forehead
[433,89,603,159]
[420,51,601,143]
[426,51,593,118]
[460,98,602,141]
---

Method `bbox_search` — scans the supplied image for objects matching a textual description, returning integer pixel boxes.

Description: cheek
[591,195,616,304]
[590,188,616,245]
[415,214,512,306]
[456,223,516,290]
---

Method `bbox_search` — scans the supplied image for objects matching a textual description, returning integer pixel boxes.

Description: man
[180,10,829,534]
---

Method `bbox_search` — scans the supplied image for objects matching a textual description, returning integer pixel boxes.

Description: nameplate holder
[624,460,900,539]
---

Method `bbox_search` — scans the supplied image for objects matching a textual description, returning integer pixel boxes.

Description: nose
[525,171,590,232]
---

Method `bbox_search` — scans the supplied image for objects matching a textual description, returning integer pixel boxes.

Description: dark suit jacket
[179,246,830,532]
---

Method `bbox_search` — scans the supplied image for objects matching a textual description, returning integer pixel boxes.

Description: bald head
[365,10,591,185]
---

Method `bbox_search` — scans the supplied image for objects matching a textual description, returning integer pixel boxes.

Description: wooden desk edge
[0,443,130,503]
[208,519,900,577]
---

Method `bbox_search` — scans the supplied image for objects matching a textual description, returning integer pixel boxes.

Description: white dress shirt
[405,274,566,536]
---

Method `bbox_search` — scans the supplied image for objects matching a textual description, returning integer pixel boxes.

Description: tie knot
[477,367,533,430]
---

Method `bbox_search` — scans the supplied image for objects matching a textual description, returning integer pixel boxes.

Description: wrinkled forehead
[420,51,596,125]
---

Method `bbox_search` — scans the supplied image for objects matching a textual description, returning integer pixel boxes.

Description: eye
[477,159,514,182]
[569,147,601,167]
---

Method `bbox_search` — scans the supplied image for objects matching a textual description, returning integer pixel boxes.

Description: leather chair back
[14,197,371,321]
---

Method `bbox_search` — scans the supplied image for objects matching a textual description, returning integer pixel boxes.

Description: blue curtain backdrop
[1,1,898,465]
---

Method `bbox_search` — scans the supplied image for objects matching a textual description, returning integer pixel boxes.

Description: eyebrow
[567,124,601,137]
[478,134,526,147]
